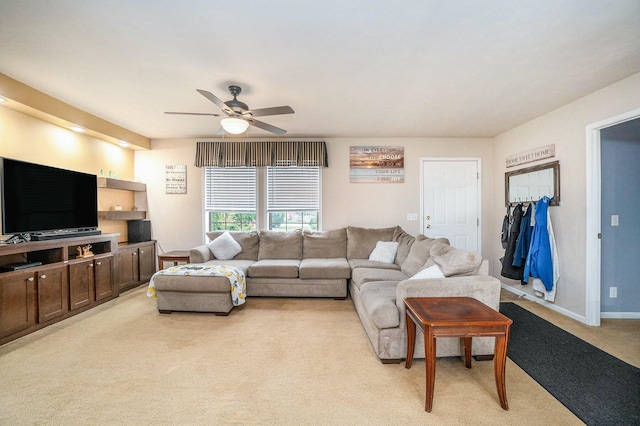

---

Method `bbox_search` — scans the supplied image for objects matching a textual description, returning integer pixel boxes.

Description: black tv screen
[1,158,98,235]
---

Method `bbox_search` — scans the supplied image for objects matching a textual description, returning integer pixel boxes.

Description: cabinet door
[0,271,37,339]
[117,248,139,290]
[138,244,156,283]
[95,255,114,301]
[37,264,69,323]
[68,260,95,311]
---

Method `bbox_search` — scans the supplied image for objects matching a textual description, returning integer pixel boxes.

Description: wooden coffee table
[404,297,512,412]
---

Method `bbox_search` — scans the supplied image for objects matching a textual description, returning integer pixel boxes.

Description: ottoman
[153,274,236,315]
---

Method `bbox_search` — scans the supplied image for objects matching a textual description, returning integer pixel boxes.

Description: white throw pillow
[207,231,242,260]
[368,241,399,264]
[409,264,445,280]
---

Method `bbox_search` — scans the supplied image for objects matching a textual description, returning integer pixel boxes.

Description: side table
[404,297,512,412]
[158,250,190,269]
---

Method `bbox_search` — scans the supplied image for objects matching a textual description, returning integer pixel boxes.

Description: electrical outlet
[610,287,617,298]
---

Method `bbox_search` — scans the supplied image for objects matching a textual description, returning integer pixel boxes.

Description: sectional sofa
[157,226,501,363]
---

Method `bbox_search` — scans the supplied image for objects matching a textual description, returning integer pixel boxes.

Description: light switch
[611,215,619,227]
[407,213,418,221]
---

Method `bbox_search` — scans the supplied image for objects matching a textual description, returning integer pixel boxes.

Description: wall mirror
[505,160,560,206]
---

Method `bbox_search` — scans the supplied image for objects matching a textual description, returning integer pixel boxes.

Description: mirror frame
[505,160,560,206]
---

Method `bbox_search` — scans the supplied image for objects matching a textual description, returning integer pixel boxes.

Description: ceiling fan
[165,85,294,135]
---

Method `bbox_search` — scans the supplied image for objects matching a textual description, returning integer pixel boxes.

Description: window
[204,167,257,231]
[267,166,320,231]
[204,166,321,232]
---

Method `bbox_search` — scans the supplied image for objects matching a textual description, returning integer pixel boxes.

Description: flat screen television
[1,158,99,237]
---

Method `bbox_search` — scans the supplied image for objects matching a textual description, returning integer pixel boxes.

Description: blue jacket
[523,196,554,291]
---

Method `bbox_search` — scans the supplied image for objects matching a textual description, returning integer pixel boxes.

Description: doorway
[586,108,640,326]
[420,158,481,253]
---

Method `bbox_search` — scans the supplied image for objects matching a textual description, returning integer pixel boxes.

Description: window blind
[266,166,320,211]
[204,167,256,211]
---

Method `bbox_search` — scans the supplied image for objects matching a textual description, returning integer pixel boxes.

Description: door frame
[419,157,482,255]
[585,107,640,326]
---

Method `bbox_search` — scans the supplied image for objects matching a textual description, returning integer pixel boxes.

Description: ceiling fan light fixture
[221,117,249,134]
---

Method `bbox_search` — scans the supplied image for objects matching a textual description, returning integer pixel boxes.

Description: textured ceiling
[1,0,639,139]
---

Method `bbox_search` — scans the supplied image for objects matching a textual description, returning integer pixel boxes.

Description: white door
[421,159,480,253]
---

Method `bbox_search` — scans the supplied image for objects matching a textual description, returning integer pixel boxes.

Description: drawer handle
[89,263,94,268]
[140,250,144,254]
[40,274,46,279]
[28,277,35,282]
[96,261,102,266]
[133,252,137,256]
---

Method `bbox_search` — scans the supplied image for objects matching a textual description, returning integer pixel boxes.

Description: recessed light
[0,96,6,103]
[118,141,130,147]
[68,125,85,132]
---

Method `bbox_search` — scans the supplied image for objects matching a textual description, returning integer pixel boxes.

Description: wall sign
[506,144,555,168]
[165,164,187,194]
[349,146,404,183]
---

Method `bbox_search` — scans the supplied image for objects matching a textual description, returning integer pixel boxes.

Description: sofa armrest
[190,245,213,263]
[395,275,501,328]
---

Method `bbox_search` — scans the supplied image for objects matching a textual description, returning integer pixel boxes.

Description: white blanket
[147,264,246,306]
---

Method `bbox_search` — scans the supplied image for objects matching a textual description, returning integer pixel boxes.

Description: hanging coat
[501,203,524,280]
[531,206,559,302]
[501,206,510,249]
[523,196,556,293]
[512,203,533,284]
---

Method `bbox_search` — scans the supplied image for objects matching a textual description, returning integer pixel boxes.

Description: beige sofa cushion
[348,259,401,270]
[248,259,300,278]
[302,228,347,258]
[393,227,415,266]
[299,258,351,279]
[206,231,259,260]
[360,281,400,329]
[346,226,397,259]
[400,235,450,277]
[350,267,409,291]
[258,229,303,260]
[430,242,483,276]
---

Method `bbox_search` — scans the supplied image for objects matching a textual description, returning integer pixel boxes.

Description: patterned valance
[194,141,328,167]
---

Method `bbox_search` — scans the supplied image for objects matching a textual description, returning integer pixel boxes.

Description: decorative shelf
[98,210,147,221]
[97,177,146,192]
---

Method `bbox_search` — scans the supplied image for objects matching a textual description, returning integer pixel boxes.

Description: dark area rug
[499,302,640,426]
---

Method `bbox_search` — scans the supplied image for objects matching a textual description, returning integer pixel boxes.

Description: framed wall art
[165,164,187,194]
[349,146,404,183]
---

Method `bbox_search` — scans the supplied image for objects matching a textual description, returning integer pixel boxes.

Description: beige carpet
[1,287,585,425]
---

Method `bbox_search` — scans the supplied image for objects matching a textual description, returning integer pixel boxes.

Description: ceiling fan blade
[196,89,233,115]
[247,118,287,135]
[248,106,294,117]
[164,111,220,116]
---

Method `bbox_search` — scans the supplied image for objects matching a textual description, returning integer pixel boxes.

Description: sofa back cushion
[302,228,347,259]
[205,231,260,260]
[258,229,303,260]
[346,226,398,259]
[400,234,450,277]
[429,242,483,276]
[393,227,415,266]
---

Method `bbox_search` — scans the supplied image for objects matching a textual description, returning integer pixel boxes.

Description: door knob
[426,224,431,229]
[426,215,431,220]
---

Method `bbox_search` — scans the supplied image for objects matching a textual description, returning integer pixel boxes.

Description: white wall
[135,137,494,253]
[0,106,135,240]
[491,72,640,318]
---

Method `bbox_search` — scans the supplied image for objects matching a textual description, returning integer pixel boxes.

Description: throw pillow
[368,241,399,264]
[207,231,242,260]
[408,264,445,280]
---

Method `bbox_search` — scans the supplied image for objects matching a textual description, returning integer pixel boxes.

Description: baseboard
[500,282,588,324]
[600,312,640,319]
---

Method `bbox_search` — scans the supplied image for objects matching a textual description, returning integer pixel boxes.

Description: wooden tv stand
[0,233,156,346]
